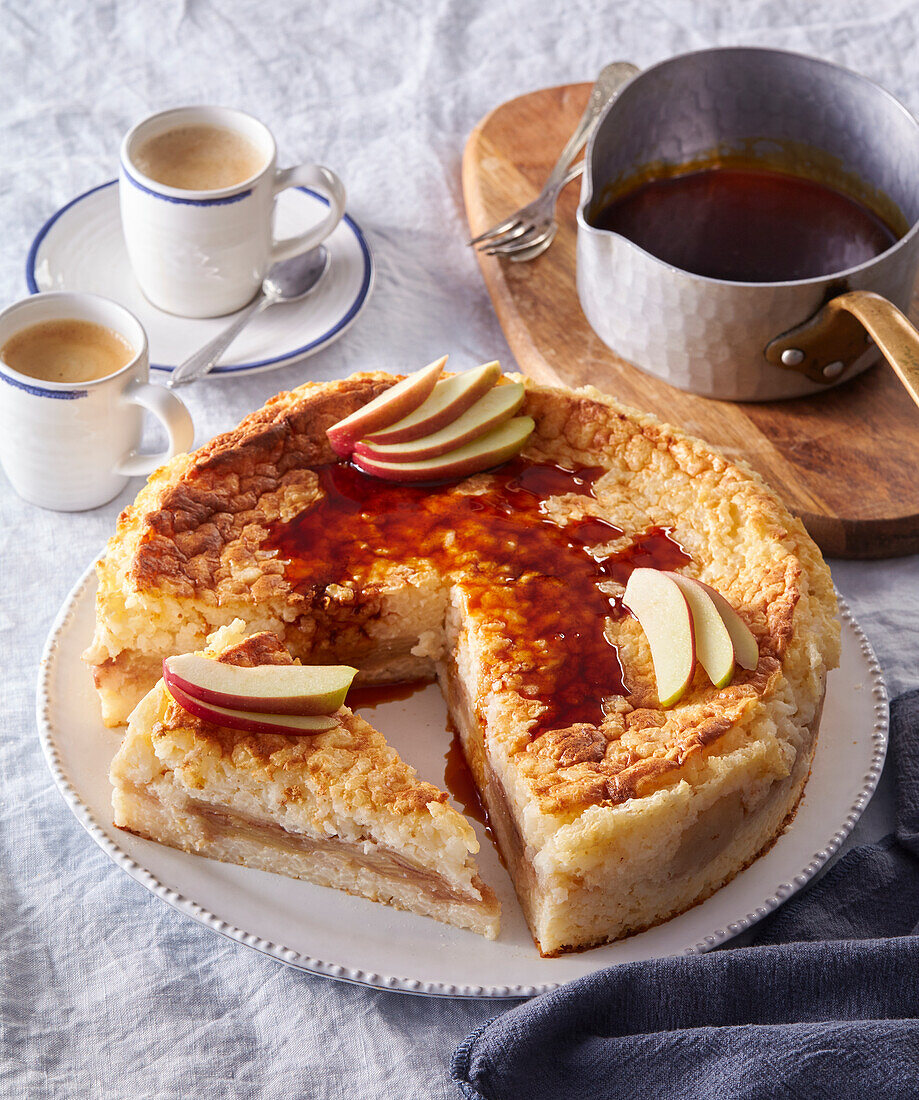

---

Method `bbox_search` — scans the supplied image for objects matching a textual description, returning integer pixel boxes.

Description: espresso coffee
[133,124,265,191]
[1,320,135,383]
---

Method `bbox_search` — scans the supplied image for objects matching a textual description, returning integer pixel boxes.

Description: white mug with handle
[119,105,346,318]
[0,292,194,511]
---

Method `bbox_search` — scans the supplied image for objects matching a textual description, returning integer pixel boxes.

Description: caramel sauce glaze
[266,459,690,733]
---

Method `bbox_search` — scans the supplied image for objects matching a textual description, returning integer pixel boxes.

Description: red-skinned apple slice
[326,356,446,456]
[163,654,357,715]
[622,568,695,708]
[352,415,534,483]
[363,361,502,445]
[352,382,524,462]
[665,572,735,688]
[164,678,341,734]
[692,579,759,670]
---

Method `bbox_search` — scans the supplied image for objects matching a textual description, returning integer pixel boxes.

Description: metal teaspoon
[167,246,331,388]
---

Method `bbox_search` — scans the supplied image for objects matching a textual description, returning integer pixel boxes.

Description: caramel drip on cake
[266,459,690,732]
[443,723,490,828]
[345,681,429,710]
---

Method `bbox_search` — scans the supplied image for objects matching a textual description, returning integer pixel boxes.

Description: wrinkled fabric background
[1,2,917,1096]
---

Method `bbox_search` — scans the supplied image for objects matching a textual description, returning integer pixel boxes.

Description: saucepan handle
[765,290,919,410]
[834,292,919,408]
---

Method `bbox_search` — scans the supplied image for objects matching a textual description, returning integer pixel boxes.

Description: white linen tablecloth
[2,1,917,1096]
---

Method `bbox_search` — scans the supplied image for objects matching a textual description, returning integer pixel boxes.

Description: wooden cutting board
[463,82,919,559]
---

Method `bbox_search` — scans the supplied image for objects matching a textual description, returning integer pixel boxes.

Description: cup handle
[115,380,195,477]
[766,290,919,411]
[270,164,346,263]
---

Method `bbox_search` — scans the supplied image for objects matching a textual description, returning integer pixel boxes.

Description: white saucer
[38,567,888,999]
[26,181,374,377]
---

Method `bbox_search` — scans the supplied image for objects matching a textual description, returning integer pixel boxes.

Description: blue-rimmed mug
[0,292,193,511]
[120,106,346,318]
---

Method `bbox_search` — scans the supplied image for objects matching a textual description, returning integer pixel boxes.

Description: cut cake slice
[110,620,500,940]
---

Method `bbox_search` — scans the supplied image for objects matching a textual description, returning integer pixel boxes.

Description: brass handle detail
[835,291,919,408]
[766,290,919,410]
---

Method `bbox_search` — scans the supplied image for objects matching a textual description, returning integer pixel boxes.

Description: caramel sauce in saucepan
[266,460,690,735]
[592,166,901,282]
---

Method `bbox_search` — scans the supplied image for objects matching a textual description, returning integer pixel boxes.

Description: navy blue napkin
[453,691,919,1100]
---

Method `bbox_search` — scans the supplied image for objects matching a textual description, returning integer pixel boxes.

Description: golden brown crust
[90,372,839,822]
[129,378,389,600]
[519,659,780,812]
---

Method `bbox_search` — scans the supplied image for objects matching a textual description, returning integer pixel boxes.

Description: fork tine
[509,231,556,263]
[468,216,522,246]
[474,220,537,252]
[484,225,551,256]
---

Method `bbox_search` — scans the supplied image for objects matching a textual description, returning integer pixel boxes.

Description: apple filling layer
[118,783,489,906]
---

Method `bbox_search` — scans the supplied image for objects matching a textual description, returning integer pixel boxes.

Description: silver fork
[469,61,639,258]
[483,164,582,261]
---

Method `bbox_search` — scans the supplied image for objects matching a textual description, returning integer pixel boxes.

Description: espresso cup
[0,292,194,511]
[119,105,346,318]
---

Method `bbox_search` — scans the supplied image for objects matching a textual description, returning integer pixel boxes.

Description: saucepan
[576,47,919,405]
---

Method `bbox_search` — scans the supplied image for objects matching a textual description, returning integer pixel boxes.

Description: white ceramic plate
[38,563,887,998]
[26,181,374,376]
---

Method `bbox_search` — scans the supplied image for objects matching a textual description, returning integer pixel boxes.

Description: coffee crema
[132,124,265,191]
[1,320,135,384]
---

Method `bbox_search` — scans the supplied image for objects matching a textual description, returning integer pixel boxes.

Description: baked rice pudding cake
[112,621,500,939]
[86,371,840,955]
